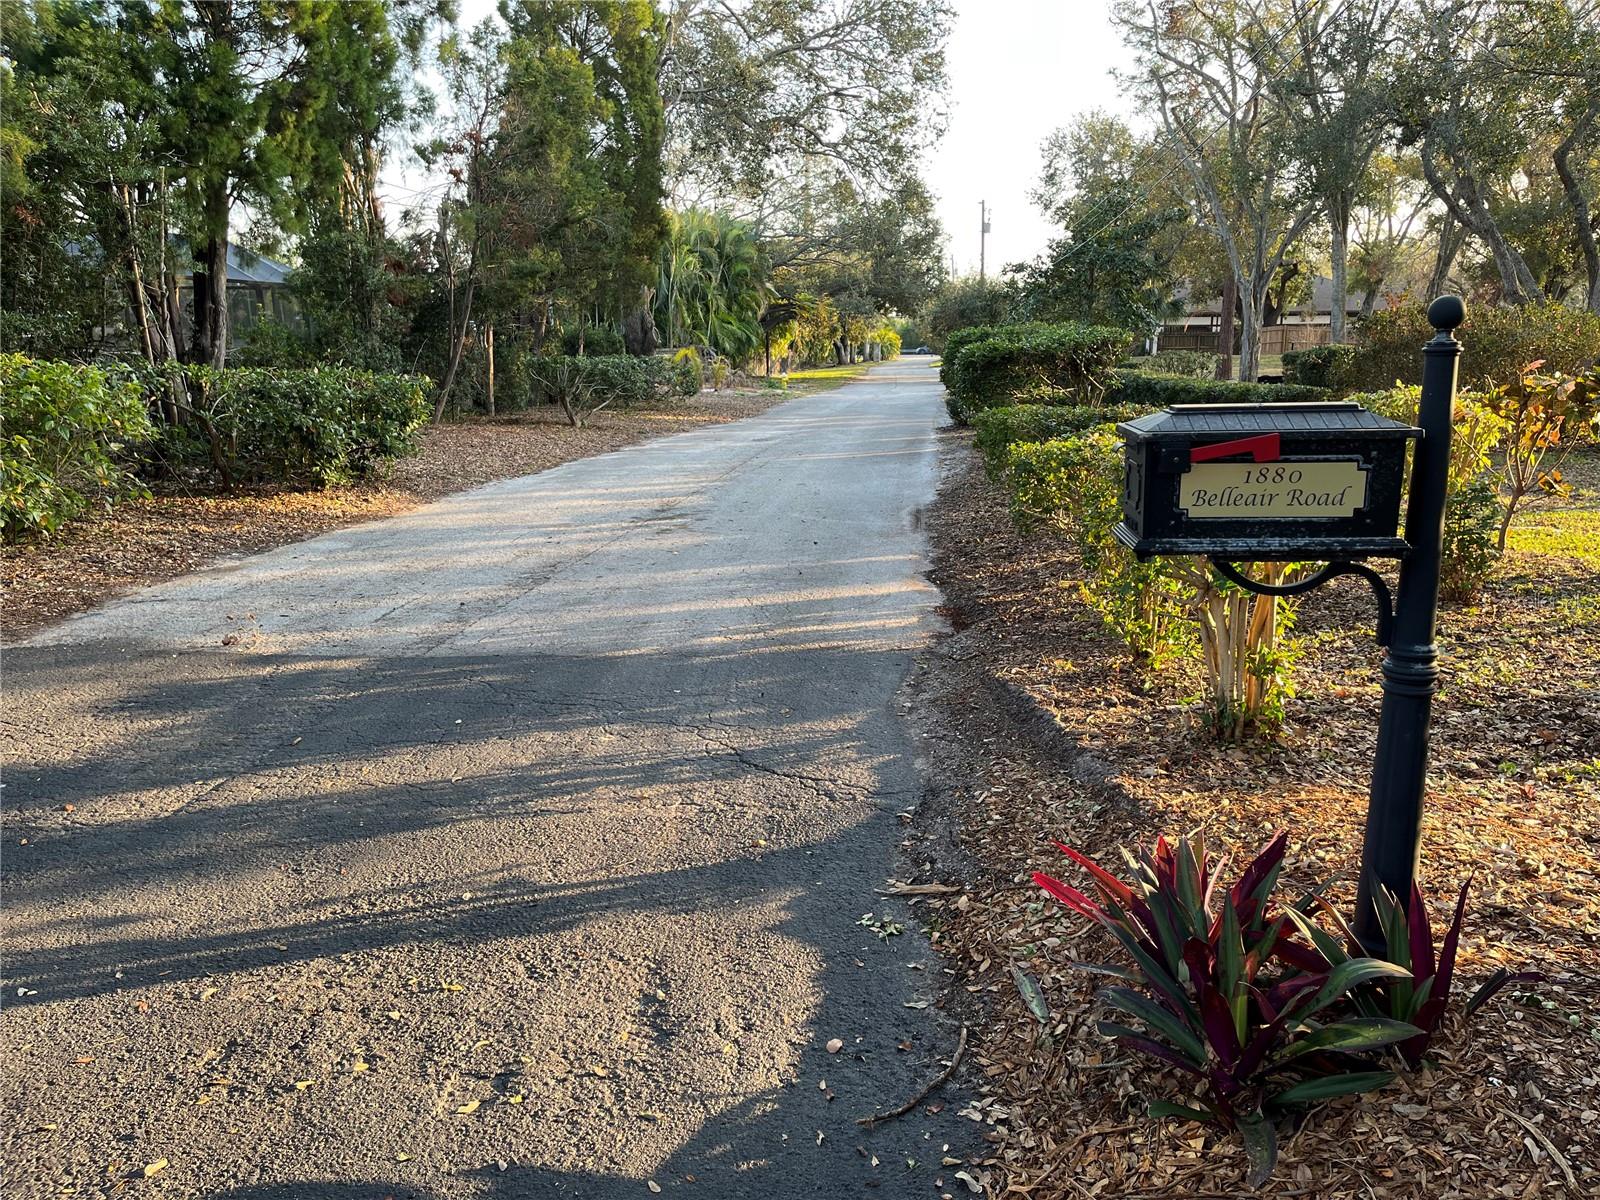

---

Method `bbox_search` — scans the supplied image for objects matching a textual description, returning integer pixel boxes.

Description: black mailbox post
[1112,297,1468,953]
[1113,402,1420,562]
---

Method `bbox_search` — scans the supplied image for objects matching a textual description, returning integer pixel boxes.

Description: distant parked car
[910,345,932,354]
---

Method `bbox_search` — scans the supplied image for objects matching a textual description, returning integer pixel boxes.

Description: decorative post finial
[1427,294,1465,333]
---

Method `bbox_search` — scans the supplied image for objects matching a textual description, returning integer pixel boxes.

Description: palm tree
[655,209,770,360]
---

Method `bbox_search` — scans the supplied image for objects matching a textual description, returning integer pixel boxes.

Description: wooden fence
[1157,323,1334,356]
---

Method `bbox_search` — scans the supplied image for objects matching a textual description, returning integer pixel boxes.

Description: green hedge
[1106,369,1329,408]
[938,324,1007,390]
[970,401,1151,476]
[1005,425,1190,666]
[1125,349,1220,379]
[946,321,1133,424]
[1282,344,1359,390]
[144,363,432,488]
[1,354,155,540]
[1345,300,1600,393]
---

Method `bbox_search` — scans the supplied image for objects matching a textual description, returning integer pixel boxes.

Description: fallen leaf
[142,1160,168,1179]
[456,1100,480,1115]
[293,1080,314,1091]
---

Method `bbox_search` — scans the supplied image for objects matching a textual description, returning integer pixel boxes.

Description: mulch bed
[1,392,778,641]
[902,433,1599,1198]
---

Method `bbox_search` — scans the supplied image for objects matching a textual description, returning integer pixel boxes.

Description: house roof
[223,244,293,285]
[65,237,295,286]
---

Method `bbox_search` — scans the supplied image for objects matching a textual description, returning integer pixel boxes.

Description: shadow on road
[2,642,976,1199]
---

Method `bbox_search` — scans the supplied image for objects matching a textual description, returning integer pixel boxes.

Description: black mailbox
[1113,402,1420,561]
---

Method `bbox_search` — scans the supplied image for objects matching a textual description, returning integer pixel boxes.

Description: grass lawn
[780,362,873,393]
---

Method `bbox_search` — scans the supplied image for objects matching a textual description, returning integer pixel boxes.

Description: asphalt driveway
[1,359,980,1199]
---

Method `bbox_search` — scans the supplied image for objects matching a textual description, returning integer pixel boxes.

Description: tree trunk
[1554,98,1600,314]
[189,235,229,368]
[622,286,658,355]
[1215,276,1237,382]
[118,186,157,367]
[1328,203,1349,343]
[1239,277,1266,383]
[485,323,495,418]
[1427,214,1465,300]
[434,274,477,421]
[1421,140,1541,305]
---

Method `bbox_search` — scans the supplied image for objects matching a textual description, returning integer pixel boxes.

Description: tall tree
[117,1,423,366]
[1266,0,1399,342]
[662,0,952,299]
[1393,0,1545,304]
[1113,0,1321,380]
[661,0,952,203]
[1018,112,1187,334]
[504,0,669,345]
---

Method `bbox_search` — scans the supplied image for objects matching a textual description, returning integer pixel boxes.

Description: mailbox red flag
[1188,433,1281,464]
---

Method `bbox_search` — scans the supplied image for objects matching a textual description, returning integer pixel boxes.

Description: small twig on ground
[1499,1106,1577,1192]
[857,1025,968,1128]
[878,881,963,896]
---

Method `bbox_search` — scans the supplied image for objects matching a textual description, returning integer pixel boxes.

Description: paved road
[2,360,979,1200]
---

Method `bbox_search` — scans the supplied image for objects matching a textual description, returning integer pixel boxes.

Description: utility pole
[979,200,990,281]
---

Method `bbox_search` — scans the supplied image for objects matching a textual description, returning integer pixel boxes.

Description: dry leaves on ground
[1,393,778,641]
[904,435,1598,1199]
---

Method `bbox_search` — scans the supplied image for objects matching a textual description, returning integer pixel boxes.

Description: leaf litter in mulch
[900,434,1598,1199]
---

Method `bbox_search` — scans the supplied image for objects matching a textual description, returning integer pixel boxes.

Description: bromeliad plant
[1286,879,1541,1068]
[1035,833,1420,1185]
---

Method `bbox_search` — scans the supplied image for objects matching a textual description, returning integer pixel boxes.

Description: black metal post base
[1352,295,1464,953]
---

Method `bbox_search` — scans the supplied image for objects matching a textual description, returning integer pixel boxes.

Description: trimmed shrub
[1128,349,1220,379]
[1006,425,1190,667]
[1282,344,1359,390]
[561,325,626,356]
[1106,370,1329,408]
[1346,300,1600,393]
[946,321,1133,423]
[970,401,1150,477]
[143,363,431,488]
[1356,385,1509,601]
[1006,421,1304,738]
[1,354,155,540]
[938,324,1004,389]
[529,354,689,418]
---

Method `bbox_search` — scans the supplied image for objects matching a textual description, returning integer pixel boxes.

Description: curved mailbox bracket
[1210,559,1396,648]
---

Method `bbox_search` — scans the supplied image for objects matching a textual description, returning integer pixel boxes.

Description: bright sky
[928,1,1134,278]
[381,0,1139,277]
